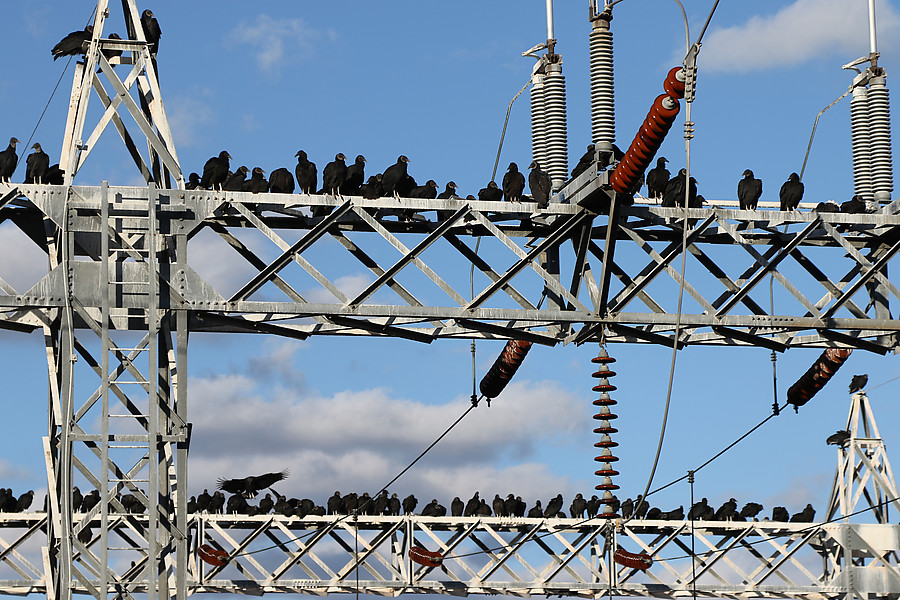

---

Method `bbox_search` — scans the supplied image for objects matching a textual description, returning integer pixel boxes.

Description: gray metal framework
[0,0,897,599]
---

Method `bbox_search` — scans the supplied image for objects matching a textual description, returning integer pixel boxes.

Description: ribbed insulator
[530,74,548,171]
[543,64,568,191]
[589,18,614,146]
[868,78,893,204]
[851,86,874,201]
[592,347,619,517]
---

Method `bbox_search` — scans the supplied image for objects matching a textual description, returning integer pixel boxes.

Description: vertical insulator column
[592,348,619,519]
[868,76,894,204]
[543,60,569,191]
[531,72,548,171]
[589,12,614,146]
[851,85,874,202]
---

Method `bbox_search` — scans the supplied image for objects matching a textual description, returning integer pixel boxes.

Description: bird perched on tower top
[502,162,526,202]
[646,157,669,201]
[0,138,20,183]
[849,374,868,394]
[25,143,50,184]
[779,173,803,211]
[52,26,94,60]
[141,10,162,55]
[738,169,762,210]
[217,470,289,498]
[528,161,552,208]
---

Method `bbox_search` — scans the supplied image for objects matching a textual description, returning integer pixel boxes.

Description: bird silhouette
[217,470,288,499]
[826,430,851,446]
[849,374,868,394]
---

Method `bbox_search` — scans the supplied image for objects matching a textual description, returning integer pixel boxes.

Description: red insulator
[592,411,618,420]
[610,92,681,194]
[592,366,617,378]
[614,547,653,570]
[595,467,620,477]
[787,348,852,413]
[478,340,533,399]
[593,426,618,435]
[664,66,686,99]
[592,352,616,364]
[592,382,617,392]
[592,397,617,406]
[595,454,619,462]
[409,546,444,568]
[198,544,229,567]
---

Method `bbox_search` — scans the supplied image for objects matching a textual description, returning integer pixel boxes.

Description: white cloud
[0,222,48,294]
[304,273,372,303]
[167,90,217,149]
[231,15,331,75]
[700,0,900,73]
[186,354,587,503]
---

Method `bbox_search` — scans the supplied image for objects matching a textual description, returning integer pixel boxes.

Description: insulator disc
[592,384,617,393]
[592,397,617,406]
[594,482,620,490]
[594,455,619,462]
[593,426,618,434]
[594,440,619,448]
[592,368,617,378]
[595,512,619,519]
[594,468,620,477]
[592,412,618,420]
[591,354,616,364]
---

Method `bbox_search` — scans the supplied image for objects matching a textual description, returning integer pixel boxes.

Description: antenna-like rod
[546,0,555,43]
[868,0,878,57]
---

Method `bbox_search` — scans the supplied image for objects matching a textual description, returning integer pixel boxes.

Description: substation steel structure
[0,1,899,599]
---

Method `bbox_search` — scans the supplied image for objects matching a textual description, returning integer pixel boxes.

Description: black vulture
[662,169,698,208]
[464,492,480,517]
[359,174,382,199]
[223,165,249,191]
[528,161,552,208]
[185,172,202,189]
[121,494,140,513]
[634,495,649,519]
[421,499,439,516]
[661,505,684,520]
[492,494,506,516]
[826,429,851,446]
[738,169,762,210]
[527,500,543,518]
[571,145,595,179]
[242,167,268,193]
[569,493,586,518]
[771,506,789,521]
[322,153,347,196]
[849,374,868,393]
[437,181,458,199]
[543,494,563,517]
[217,470,288,498]
[381,155,410,198]
[388,493,401,516]
[450,496,463,517]
[432,501,447,517]
[688,497,709,520]
[196,489,212,512]
[504,494,518,518]
[25,143,50,184]
[226,493,249,514]
[477,500,492,516]
[341,155,366,195]
[186,496,197,514]
[373,491,389,515]
[502,162,526,201]
[620,497,634,519]
[72,487,83,513]
[478,181,502,202]
[52,26,93,60]
[200,151,231,189]
[101,33,123,62]
[841,195,868,214]
[269,167,295,193]
[395,174,417,198]
[713,498,737,521]
[410,179,438,199]
[739,502,763,520]
[0,138,20,182]
[294,150,317,194]
[790,504,815,523]
[645,507,662,520]
[46,164,65,185]
[209,491,225,514]
[343,493,358,514]
[141,10,161,55]
[258,493,274,515]
[15,491,33,512]
[645,157,669,201]
[816,201,840,213]
[779,172,803,210]
[327,492,343,515]
[81,490,100,512]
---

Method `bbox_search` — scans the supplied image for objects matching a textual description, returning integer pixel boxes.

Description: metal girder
[2,183,899,349]
[0,513,896,598]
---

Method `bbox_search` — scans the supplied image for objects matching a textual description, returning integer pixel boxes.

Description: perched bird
[341,155,366,196]
[141,9,162,55]
[242,167,268,193]
[196,489,212,512]
[52,26,94,60]
[224,166,250,191]
[25,143,50,184]
[436,181,458,220]
[421,499,440,516]
[504,494,519,518]
[15,491,33,512]
[373,491,389,515]
[713,498,738,521]
[81,490,100,513]
[688,497,709,520]
[478,181,503,202]
[841,195,868,214]
[269,168,295,194]
[217,470,288,498]
[327,492,343,515]
[849,374,868,393]
[544,494,563,518]
[738,169,762,210]
[200,151,231,190]
[72,487,83,513]
[527,500,543,518]
[0,138,20,182]
[410,179,438,199]
[322,153,347,196]
[502,162,526,201]
[464,492,481,517]
[258,493,274,515]
[382,155,411,198]
[492,494,506,516]
[661,505,684,520]
[360,174,383,199]
[209,491,225,514]
[388,493,401,516]
[815,201,840,213]
[450,496,463,517]
[101,33,124,63]
[739,502,763,520]
[662,169,698,208]
[645,157,669,201]
[633,495,649,519]
[529,161,552,208]
[826,429,851,446]
[620,497,634,519]
[227,493,249,514]
[779,173,803,211]
[570,493,586,518]
[395,173,417,198]
[294,150,317,194]
[790,504,816,523]
[771,506,789,522]
[645,507,662,520]
[185,172,202,190]
[570,145,596,179]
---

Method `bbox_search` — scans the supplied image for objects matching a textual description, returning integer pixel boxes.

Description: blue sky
[0,0,899,536]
